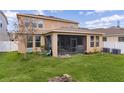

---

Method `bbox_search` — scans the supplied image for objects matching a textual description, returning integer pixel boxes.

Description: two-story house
[0,11,9,41]
[17,14,104,57]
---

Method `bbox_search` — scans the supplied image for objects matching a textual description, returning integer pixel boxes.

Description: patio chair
[46,49,52,56]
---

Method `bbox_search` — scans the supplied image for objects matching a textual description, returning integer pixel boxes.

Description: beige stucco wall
[18,16,78,33]
[43,19,78,30]
[51,33,58,57]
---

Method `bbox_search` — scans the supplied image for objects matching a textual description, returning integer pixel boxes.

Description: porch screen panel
[58,35,85,55]
[45,35,52,50]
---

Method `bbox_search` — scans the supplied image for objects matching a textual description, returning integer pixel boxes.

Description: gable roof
[0,11,8,24]
[17,14,79,24]
[92,28,124,36]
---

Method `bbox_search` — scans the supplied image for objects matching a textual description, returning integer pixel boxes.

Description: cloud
[4,10,18,21]
[48,10,63,13]
[3,10,19,31]
[94,10,111,14]
[79,10,111,16]
[86,22,111,28]
[85,14,124,28]
[79,11,94,15]
[86,11,94,15]
[34,10,44,15]
[79,11,84,15]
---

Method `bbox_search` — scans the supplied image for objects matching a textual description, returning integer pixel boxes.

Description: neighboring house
[93,27,124,54]
[0,11,18,52]
[0,11,9,41]
[17,14,103,57]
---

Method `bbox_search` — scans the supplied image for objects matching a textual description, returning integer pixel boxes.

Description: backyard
[0,52,124,82]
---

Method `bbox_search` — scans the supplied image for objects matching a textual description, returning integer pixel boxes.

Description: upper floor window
[103,37,107,41]
[32,19,37,28]
[90,36,94,47]
[24,18,30,28]
[38,21,43,28]
[32,23,37,28]
[118,37,124,42]
[96,36,99,47]
[24,18,43,30]
[38,24,43,28]
[24,18,30,32]
[25,22,30,27]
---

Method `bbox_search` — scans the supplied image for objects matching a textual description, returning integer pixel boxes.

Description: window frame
[96,36,99,47]
[38,20,43,28]
[90,36,94,47]
[24,18,30,32]
[103,37,107,42]
[27,35,33,48]
[35,35,41,47]
[118,37,124,42]
[38,23,43,28]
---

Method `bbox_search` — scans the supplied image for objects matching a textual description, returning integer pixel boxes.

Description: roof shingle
[92,28,124,36]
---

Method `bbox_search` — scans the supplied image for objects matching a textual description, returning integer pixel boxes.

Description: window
[32,23,37,28]
[24,18,30,27]
[90,36,94,47]
[38,24,43,28]
[45,35,51,50]
[35,35,41,47]
[32,19,37,28]
[25,22,30,27]
[27,36,33,48]
[118,37,124,42]
[0,23,2,28]
[38,21,43,28]
[24,18,30,32]
[103,37,107,41]
[96,36,99,47]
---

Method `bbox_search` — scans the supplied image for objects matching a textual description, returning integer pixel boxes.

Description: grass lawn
[0,52,124,82]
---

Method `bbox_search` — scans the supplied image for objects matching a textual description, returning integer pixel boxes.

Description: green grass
[0,52,124,82]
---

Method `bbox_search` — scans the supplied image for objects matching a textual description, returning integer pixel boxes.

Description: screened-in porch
[58,35,86,55]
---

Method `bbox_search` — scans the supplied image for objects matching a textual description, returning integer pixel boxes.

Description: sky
[3,10,124,31]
